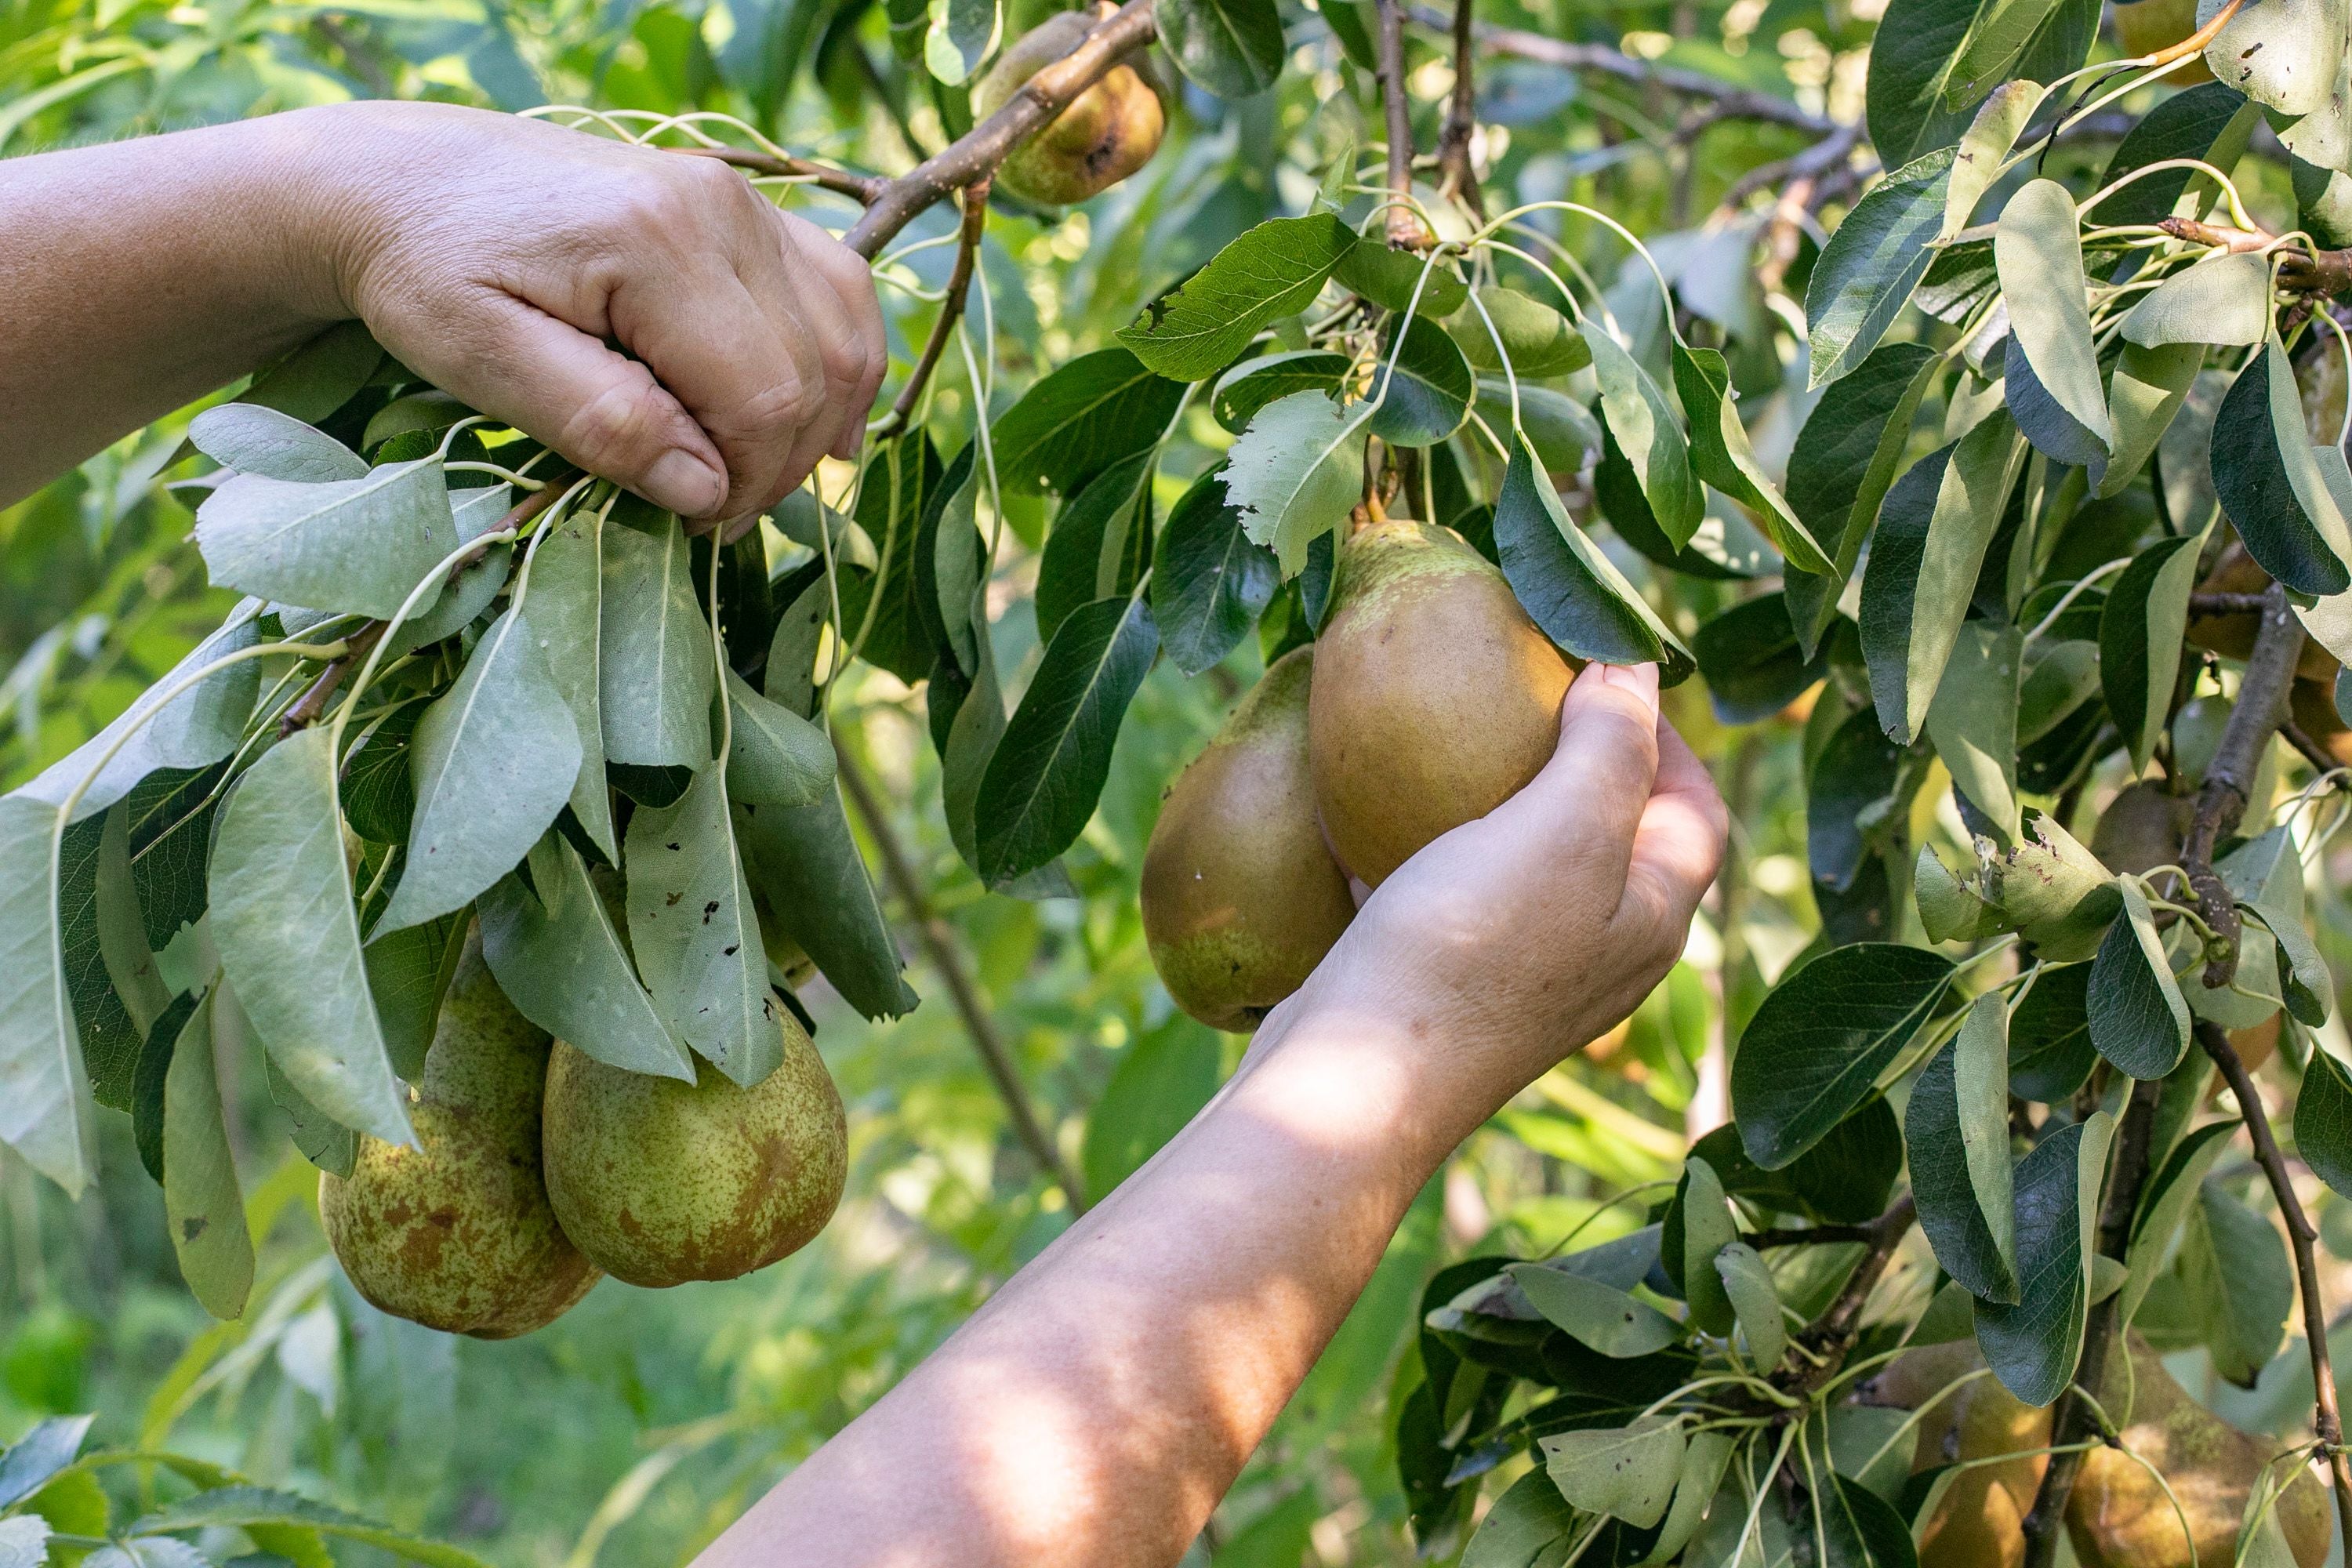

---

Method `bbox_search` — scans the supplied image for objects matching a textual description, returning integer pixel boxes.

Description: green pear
[540,1015,846,1288]
[321,933,598,1339]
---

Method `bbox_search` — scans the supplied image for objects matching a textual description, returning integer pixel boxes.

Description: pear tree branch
[1434,0,1482,221]
[2182,583,2303,988]
[1376,0,1429,249]
[874,177,990,441]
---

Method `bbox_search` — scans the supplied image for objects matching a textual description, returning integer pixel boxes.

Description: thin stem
[2183,583,2304,987]
[670,142,885,205]
[833,742,1090,1213]
[2199,1018,2352,1543]
[1769,1194,1917,1401]
[876,177,989,441]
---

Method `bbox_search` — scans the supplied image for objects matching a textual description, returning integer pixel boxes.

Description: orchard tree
[10,0,2352,1559]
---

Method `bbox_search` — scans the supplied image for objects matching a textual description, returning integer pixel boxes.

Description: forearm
[0,113,357,505]
[699,1001,1474,1568]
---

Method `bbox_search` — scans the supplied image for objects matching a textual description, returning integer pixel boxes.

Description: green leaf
[379,605,580,935]
[2299,1048,2352,1200]
[2098,527,2206,771]
[1151,466,1277,676]
[1504,1263,1682,1356]
[2100,82,2261,227]
[2212,336,2352,595]
[94,804,166,1039]
[995,347,1188,498]
[264,1046,354,1178]
[1714,1242,1785,1367]
[160,989,252,1320]
[516,503,617,860]
[1672,1156,1739,1334]
[1866,0,1977,164]
[1974,1109,2113,1405]
[1809,708,1903,891]
[1540,1415,1684,1529]
[1995,179,2110,451]
[0,824,98,1199]
[1460,1468,1579,1568]
[194,459,459,620]
[2120,1118,2235,1324]
[1493,434,1693,680]
[1693,593,1831,724]
[0,1516,49,1568]
[2088,879,2191,1079]
[1784,342,1940,652]
[1584,321,1700,550]
[364,915,462,1081]
[191,404,368,483]
[1332,244,1470,318]
[244,321,384,423]
[1152,0,1283,96]
[1116,216,1356,381]
[1452,287,1590,377]
[2009,961,2097,1101]
[1807,147,1957,388]
[1946,0,2063,109]
[626,764,779,1086]
[1637,1428,1737,1566]
[16,608,263,823]
[841,435,949,684]
[724,670,835,808]
[1859,412,2024,741]
[2180,1176,2293,1385]
[131,1486,495,1568]
[1492,380,1600,474]
[1731,943,1955,1169]
[922,0,996,83]
[1943,81,2045,238]
[1906,993,2018,1301]
[1080,1018,1221,1197]
[0,1416,93,1508]
[2205,0,2344,115]
[479,837,691,1080]
[1804,1471,1918,1568]
[1367,314,1474,447]
[975,595,1159,887]
[1923,619,2022,838]
[598,513,715,767]
[1037,452,1153,647]
[1223,391,1365,575]
[1671,344,1831,574]
[211,729,408,1145]
[1210,350,1352,432]
[2122,253,2273,348]
[736,786,916,1022]
[2098,339,2204,502]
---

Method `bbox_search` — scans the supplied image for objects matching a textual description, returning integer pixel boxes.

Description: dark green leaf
[1865,0,1976,164]
[1945,0,2063,110]
[1785,342,1940,652]
[1693,593,1831,724]
[364,915,462,1081]
[2121,1118,2235,1323]
[1037,451,1153,647]
[993,347,1187,498]
[2009,962,2096,1101]
[2099,528,2205,771]
[1807,706,1902,891]
[1584,321,1700,550]
[2098,83,2259,229]
[1974,1111,2113,1405]
[1672,343,1831,573]
[1367,314,1474,447]
[1210,350,1352,432]
[2212,339,2352,595]
[2088,879,2190,1079]
[2180,1177,2292,1385]
[1152,0,1283,97]
[976,595,1159,887]
[2298,1047,2352,1200]
[1332,243,1470,318]
[1807,148,1957,387]
[1116,216,1356,381]
[736,787,917,1021]
[1151,466,1277,675]
[1453,287,1590,377]
[1923,619,2022,838]
[1732,943,1956,1169]
[1905,994,2018,1301]
[1492,435,1693,681]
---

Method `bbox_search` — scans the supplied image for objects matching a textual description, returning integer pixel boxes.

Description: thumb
[1507,662,1661,853]
[409,292,729,518]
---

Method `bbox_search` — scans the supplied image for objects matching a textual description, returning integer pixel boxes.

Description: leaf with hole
[1223,391,1366,576]
[626,764,778,1086]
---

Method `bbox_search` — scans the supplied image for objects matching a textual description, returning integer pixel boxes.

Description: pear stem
[2200,1020,2352,1547]
[833,742,1091,1214]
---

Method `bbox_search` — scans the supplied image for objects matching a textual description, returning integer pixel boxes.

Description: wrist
[1236,993,1490,1168]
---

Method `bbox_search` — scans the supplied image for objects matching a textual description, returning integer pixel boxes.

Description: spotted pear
[321,934,598,1338]
[539,1016,846,1288]
[972,6,1164,207]
[1142,648,1356,1031]
[1308,519,1573,886]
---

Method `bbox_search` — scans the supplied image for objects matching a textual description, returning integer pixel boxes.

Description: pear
[2111,0,2212,82]
[1876,1335,2333,1568]
[1308,519,1573,886]
[2187,540,2339,681]
[321,934,598,1339]
[1142,647,1356,1031]
[540,1016,846,1288]
[2069,1335,2332,1568]
[2089,781,2192,878]
[971,5,1164,207]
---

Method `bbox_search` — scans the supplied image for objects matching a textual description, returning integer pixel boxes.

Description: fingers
[1502,662,1663,860]
[1620,719,1729,936]
[779,211,887,461]
[427,289,729,517]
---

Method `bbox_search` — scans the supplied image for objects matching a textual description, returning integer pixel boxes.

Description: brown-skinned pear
[540,1014,846,1288]
[321,933,598,1339]
[1142,647,1355,1031]
[971,5,1164,207]
[1307,518,1573,887]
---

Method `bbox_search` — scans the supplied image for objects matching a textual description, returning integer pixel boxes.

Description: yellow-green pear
[1308,519,1573,886]
[321,935,598,1339]
[540,1017,846,1288]
[971,5,1164,207]
[1142,647,1356,1031]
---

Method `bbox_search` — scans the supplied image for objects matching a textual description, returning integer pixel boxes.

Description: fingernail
[643,449,726,517]
[1599,662,1661,711]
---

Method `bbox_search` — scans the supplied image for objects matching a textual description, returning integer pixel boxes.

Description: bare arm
[699,662,1729,1568]
[0,102,884,521]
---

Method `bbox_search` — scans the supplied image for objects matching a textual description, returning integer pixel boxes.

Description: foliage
[16,0,2352,1559]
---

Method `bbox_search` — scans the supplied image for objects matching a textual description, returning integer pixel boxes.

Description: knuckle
[728,367,819,438]
[557,368,670,464]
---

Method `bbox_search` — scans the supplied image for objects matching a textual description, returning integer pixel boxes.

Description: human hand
[1265,662,1727,1139]
[270,102,884,531]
